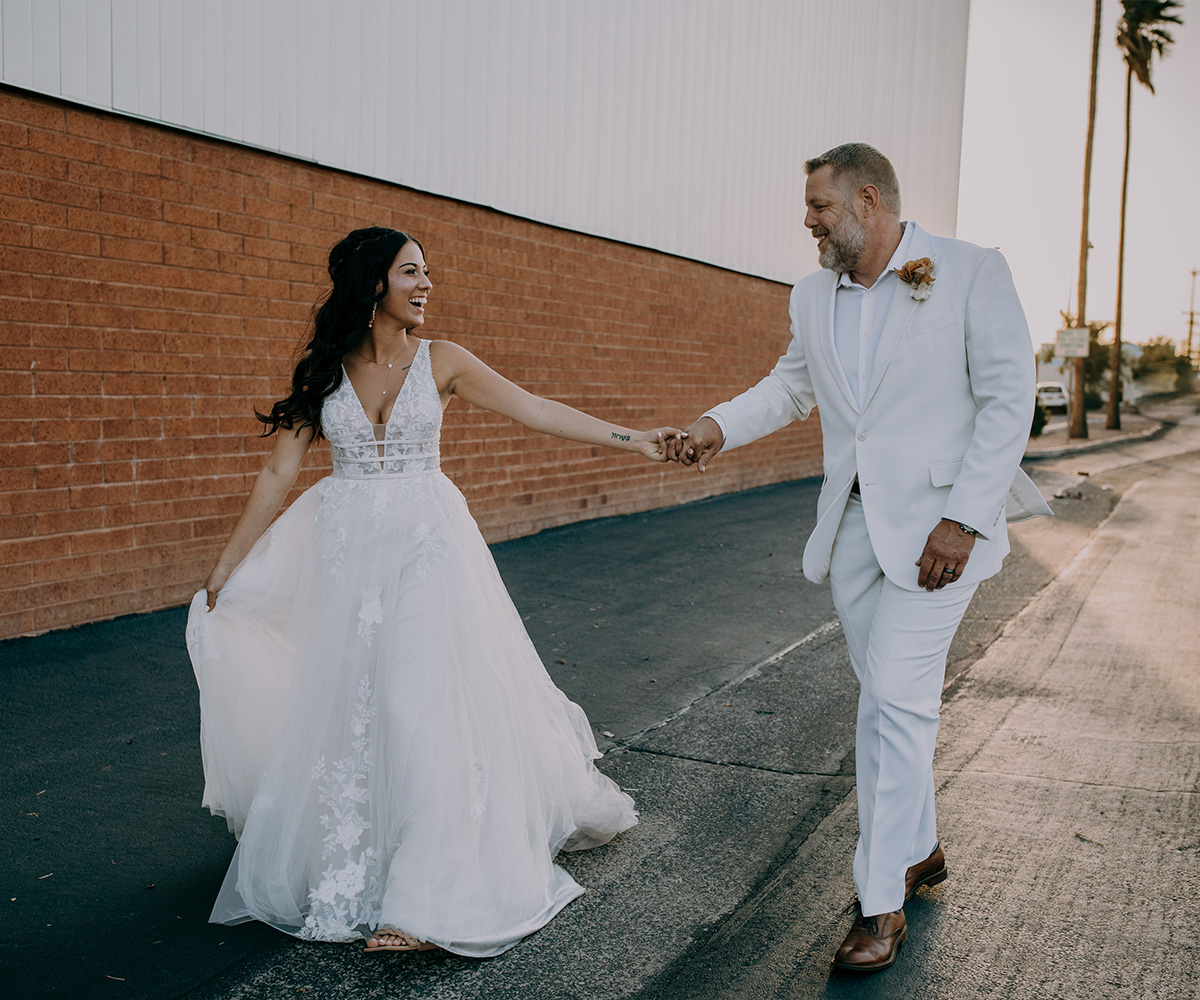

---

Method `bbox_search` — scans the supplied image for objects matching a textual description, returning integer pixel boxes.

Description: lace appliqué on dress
[371,486,391,530]
[412,523,447,582]
[298,675,382,941]
[325,526,350,585]
[357,587,383,646]
[470,758,489,819]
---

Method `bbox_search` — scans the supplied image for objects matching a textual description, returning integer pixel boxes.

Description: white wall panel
[179,0,204,132]
[110,0,136,113]
[29,0,57,92]
[1,0,34,87]
[57,1,88,101]
[83,0,110,106]
[159,0,183,125]
[2,0,970,284]
[200,1,222,136]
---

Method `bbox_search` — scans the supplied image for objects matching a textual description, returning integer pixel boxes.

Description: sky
[957,0,1200,354]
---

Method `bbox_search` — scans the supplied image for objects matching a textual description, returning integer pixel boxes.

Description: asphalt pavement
[2,394,1197,1000]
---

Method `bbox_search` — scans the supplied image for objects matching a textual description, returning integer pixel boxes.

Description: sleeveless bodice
[321,338,443,476]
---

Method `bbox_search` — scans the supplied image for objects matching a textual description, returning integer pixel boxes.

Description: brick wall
[0,88,823,639]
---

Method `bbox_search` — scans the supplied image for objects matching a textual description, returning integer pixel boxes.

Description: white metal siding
[1,0,969,284]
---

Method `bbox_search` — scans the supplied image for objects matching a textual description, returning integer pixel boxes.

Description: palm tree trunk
[1071,0,1103,439]
[1108,63,1133,430]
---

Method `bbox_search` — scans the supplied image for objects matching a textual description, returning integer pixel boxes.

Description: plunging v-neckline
[341,341,422,430]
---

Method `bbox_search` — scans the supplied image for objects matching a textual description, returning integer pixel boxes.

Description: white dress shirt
[834,221,915,408]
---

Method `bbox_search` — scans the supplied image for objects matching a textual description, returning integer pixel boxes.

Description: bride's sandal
[363,927,439,953]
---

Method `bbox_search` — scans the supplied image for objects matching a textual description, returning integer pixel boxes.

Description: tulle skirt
[185,469,637,956]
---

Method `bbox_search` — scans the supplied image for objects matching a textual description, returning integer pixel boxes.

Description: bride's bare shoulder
[426,339,482,394]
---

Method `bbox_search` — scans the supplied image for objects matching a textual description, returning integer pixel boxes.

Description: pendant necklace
[356,347,411,395]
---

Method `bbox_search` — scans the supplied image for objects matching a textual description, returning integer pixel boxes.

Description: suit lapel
[860,224,934,412]
[814,270,859,412]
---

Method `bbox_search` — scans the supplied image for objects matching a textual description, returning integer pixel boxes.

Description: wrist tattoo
[611,432,630,442]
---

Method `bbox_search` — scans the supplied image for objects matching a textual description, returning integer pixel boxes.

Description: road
[1,394,1196,999]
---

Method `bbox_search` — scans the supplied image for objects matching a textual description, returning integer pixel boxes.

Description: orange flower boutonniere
[893,257,935,301]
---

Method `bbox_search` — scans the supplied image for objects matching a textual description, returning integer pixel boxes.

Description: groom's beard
[816,212,868,273]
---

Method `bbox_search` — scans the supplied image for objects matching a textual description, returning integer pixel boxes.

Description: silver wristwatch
[957,522,979,536]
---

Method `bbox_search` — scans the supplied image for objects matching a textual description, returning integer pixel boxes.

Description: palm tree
[1108,0,1183,430]
[1070,0,1104,440]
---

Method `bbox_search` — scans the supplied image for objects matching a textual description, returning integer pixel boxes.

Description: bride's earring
[368,301,377,329]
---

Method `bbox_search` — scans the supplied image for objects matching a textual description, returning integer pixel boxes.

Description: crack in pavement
[618,743,846,779]
[943,768,1200,795]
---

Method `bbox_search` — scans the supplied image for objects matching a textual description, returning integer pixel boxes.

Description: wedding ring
[941,568,955,576]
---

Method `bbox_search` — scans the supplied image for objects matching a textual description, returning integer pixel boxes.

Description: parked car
[1036,381,1068,413]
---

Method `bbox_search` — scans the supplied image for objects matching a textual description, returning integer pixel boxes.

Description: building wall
[0,89,821,639]
[0,0,971,286]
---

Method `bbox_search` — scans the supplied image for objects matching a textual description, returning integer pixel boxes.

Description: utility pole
[1071,0,1103,439]
[1187,267,1198,367]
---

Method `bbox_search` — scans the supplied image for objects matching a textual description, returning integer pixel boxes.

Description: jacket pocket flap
[929,459,963,488]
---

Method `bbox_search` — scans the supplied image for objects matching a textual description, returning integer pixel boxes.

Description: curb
[1023,420,1167,462]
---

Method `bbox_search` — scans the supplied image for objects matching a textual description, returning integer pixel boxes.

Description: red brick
[71,527,135,554]
[100,236,163,263]
[0,219,31,246]
[134,172,190,203]
[5,148,69,181]
[33,552,105,582]
[191,228,243,253]
[31,371,100,394]
[34,462,102,488]
[32,596,104,630]
[4,343,69,366]
[163,244,219,270]
[101,282,163,307]
[96,144,161,175]
[27,127,98,162]
[131,127,193,160]
[133,350,191,373]
[0,171,31,197]
[33,417,100,441]
[105,329,168,352]
[0,119,29,146]
[32,225,100,255]
[0,512,36,539]
[0,193,67,226]
[163,202,219,229]
[63,109,132,146]
[66,159,132,192]
[100,190,162,219]
[68,350,135,372]
[135,519,194,545]
[103,373,164,395]
[60,212,139,251]
[30,274,105,302]
[0,244,60,273]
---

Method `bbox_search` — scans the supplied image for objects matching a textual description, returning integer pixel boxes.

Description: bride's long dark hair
[256,226,423,438]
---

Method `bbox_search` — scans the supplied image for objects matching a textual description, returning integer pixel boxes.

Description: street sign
[1056,327,1089,358]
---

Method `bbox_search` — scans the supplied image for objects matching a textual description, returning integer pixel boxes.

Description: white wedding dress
[185,338,637,956]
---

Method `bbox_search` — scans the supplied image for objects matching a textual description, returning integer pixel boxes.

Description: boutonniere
[893,257,935,301]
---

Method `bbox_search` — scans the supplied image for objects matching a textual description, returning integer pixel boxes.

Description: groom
[672,143,1049,971]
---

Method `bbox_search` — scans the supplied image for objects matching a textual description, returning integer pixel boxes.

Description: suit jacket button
[856,432,866,441]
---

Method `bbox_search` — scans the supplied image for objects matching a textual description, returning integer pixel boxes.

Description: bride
[186,226,680,957]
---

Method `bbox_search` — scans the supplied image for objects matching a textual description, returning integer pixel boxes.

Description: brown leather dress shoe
[831,908,907,971]
[904,842,948,902]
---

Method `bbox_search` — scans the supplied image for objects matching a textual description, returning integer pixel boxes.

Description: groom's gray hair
[805,143,902,215]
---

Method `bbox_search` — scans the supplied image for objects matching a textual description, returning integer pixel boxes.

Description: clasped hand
[662,416,724,472]
[637,427,690,462]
